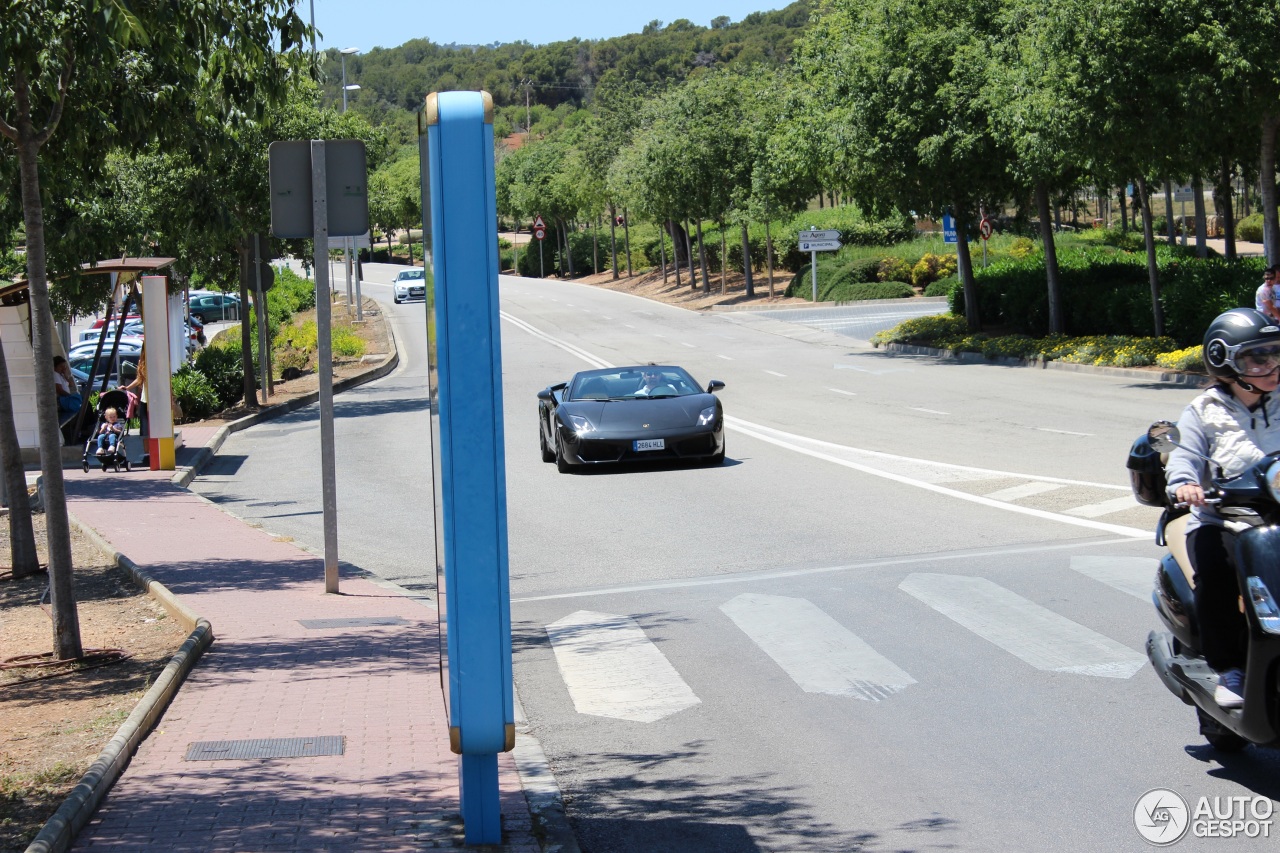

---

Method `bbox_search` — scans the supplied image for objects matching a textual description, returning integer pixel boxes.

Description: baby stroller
[82,388,132,473]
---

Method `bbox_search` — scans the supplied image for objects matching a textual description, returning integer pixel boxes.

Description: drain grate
[184,736,345,761]
[297,616,411,629]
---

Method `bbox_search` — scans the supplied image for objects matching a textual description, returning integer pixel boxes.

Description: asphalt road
[192,266,1280,852]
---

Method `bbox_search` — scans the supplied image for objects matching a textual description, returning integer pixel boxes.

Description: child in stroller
[82,388,132,473]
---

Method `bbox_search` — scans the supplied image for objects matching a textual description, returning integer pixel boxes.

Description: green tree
[798,0,1016,327]
[0,0,308,659]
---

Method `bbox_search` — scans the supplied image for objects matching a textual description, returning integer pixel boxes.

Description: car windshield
[569,367,701,401]
[398,270,425,280]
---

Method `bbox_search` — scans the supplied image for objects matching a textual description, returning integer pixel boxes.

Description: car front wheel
[539,418,556,463]
[554,430,572,474]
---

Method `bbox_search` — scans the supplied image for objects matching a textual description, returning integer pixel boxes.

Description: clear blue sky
[307,0,792,51]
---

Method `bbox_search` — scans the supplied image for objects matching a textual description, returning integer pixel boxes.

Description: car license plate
[634,438,665,452]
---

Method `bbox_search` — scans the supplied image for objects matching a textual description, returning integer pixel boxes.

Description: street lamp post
[339,48,360,314]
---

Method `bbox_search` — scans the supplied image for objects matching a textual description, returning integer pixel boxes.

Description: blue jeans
[96,432,119,453]
[58,394,82,415]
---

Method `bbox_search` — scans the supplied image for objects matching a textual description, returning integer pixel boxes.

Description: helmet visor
[1235,344,1280,376]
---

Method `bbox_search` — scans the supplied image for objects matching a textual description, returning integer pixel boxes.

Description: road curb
[25,518,214,853]
[880,341,1209,386]
[171,348,399,489]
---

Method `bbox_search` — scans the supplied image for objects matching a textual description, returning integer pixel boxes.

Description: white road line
[718,354,733,360]
[545,610,700,723]
[1037,427,1094,437]
[624,324,636,329]
[898,574,1146,678]
[682,342,697,348]
[498,314,1146,538]
[720,594,915,701]
[512,537,1140,603]
[910,407,949,415]
[829,388,857,396]
[984,482,1064,502]
[765,370,787,377]
[1063,496,1140,518]
[834,363,911,375]
[1069,556,1154,601]
[727,418,1148,538]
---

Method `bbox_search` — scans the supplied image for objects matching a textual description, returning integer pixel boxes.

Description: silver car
[392,268,427,304]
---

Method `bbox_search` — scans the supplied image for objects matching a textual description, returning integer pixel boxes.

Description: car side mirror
[708,380,725,393]
[536,388,553,402]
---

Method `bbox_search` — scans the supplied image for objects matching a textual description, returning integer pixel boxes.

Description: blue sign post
[418,90,514,845]
[942,213,958,244]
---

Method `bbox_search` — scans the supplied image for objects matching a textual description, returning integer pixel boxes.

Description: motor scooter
[1129,420,1280,751]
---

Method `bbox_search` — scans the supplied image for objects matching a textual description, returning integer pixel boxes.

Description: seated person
[95,407,123,456]
[633,368,676,397]
[53,356,82,416]
[1256,266,1280,322]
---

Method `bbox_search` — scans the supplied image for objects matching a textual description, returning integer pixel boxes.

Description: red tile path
[60,431,540,852]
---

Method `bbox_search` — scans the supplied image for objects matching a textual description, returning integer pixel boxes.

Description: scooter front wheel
[1197,708,1249,753]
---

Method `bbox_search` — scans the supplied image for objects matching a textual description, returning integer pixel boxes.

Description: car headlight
[697,405,717,427]
[1246,577,1280,635]
[566,414,594,435]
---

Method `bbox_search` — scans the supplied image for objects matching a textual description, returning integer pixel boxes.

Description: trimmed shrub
[1008,237,1038,259]
[171,364,220,422]
[911,252,957,288]
[827,281,914,301]
[1238,213,1264,243]
[1156,345,1204,372]
[924,276,958,297]
[193,344,244,409]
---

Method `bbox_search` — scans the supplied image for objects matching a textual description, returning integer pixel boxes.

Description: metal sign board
[798,229,840,242]
[942,214,958,244]
[534,228,546,241]
[269,140,370,239]
[327,232,372,250]
[533,214,546,229]
[799,239,842,252]
[978,219,994,241]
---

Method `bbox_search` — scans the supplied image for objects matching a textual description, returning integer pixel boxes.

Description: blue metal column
[420,90,514,846]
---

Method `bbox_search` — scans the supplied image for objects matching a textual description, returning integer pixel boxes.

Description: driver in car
[633,368,672,396]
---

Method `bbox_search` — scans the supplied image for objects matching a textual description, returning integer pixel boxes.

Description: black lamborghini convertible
[536,365,726,472]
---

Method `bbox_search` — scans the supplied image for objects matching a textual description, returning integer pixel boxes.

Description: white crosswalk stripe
[1069,556,1155,600]
[545,610,700,722]
[540,561,1155,720]
[720,593,916,701]
[898,573,1147,678]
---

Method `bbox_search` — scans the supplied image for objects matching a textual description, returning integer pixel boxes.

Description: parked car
[393,268,427,304]
[536,364,726,472]
[188,292,241,323]
[67,338,143,389]
[79,319,144,342]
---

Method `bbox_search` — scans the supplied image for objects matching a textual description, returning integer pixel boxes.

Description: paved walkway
[58,423,542,852]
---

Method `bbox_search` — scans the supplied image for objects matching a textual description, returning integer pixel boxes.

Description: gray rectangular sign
[269,140,370,239]
[798,229,841,242]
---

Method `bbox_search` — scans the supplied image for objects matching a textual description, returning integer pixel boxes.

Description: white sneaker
[1214,669,1245,709]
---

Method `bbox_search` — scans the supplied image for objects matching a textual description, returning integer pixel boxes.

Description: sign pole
[310,140,340,593]
[810,249,818,302]
[253,233,271,399]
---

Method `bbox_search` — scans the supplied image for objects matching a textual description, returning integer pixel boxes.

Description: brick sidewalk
[60,440,540,851]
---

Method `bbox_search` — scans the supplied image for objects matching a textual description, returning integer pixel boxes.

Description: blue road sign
[942,214,958,244]
[420,90,513,846]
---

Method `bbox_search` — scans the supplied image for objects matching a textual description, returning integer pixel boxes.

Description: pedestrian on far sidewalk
[1255,266,1280,322]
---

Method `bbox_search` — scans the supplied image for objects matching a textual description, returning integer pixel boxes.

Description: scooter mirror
[1148,420,1181,453]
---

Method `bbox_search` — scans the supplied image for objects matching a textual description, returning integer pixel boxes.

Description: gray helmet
[1203,308,1280,383]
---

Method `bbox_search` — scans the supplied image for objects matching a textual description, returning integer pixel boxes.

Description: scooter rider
[1165,308,1280,708]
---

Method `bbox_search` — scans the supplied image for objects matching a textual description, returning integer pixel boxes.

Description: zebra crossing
[542,555,1155,721]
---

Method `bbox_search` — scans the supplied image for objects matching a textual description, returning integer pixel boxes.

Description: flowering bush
[872,315,1189,369]
[878,256,913,284]
[1155,345,1204,372]
[1008,237,1037,259]
[910,252,958,287]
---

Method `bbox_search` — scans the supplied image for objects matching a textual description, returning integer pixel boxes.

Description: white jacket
[1165,385,1280,529]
